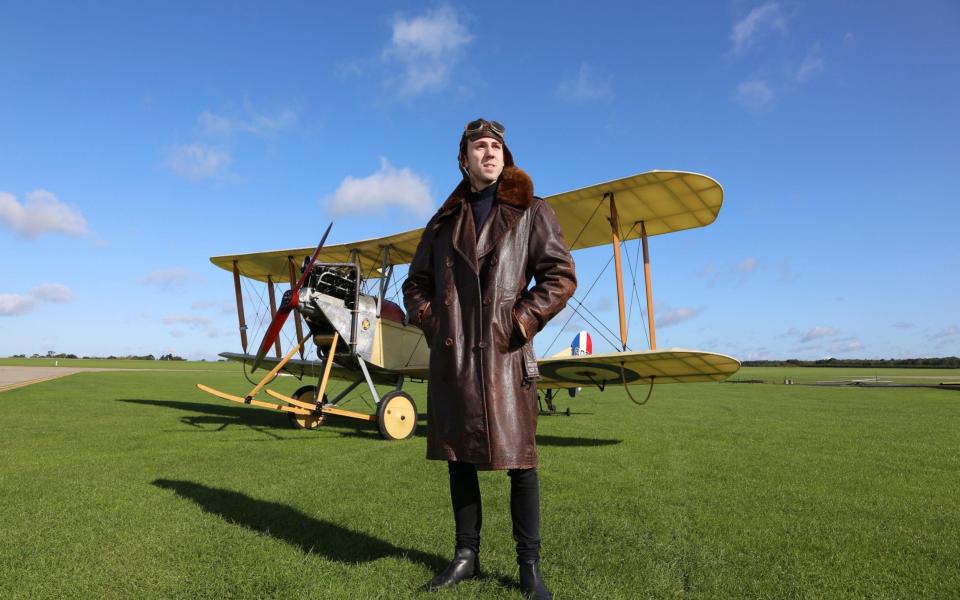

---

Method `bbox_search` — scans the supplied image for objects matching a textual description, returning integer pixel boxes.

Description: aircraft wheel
[376,391,417,441]
[287,385,326,430]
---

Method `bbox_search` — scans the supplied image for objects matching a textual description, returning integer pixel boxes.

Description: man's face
[462,136,504,190]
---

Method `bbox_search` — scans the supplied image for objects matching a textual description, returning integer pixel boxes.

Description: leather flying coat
[402,166,576,470]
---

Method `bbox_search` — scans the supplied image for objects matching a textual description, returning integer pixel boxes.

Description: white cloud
[142,267,204,290]
[192,299,235,315]
[929,325,958,340]
[0,190,88,239]
[32,283,73,303]
[733,79,775,110]
[165,143,231,180]
[198,104,298,137]
[326,158,433,216]
[162,313,226,339]
[0,294,35,316]
[796,44,824,82]
[558,63,614,103]
[384,5,473,96]
[656,307,704,328]
[827,338,864,354]
[731,2,788,54]
[162,314,211,327]
[0,283,75,316]
[774,261,798,283]
[696,263,716,280]
[800,326,838,343]
[737,257,759,273]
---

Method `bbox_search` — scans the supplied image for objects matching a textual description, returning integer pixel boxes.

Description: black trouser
[447,460,541,562]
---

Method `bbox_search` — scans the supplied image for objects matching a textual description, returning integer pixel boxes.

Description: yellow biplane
[196,170,740,439]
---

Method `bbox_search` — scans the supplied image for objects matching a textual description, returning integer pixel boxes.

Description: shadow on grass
[535,434,622,447]
[120,398,405,441]
[153,478,447,571]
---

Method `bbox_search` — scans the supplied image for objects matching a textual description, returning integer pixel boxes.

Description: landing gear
[376,390,417,440]
[287,385,326,430]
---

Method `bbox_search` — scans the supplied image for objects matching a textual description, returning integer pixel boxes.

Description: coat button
[445,338,454,346]
[477,341,487,349]
[490,256,498,265]
[482,297,491,305]
[444,298,452,306]
[445,257,454,267]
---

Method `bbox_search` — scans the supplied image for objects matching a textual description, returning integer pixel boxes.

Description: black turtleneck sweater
[468,181,497,237]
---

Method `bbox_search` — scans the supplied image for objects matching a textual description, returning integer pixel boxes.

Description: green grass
[732,366,960,384]
[0,357,236,370]
[1,368,958,598]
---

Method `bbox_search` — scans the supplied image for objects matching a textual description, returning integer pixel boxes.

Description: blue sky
[1,1,957,361]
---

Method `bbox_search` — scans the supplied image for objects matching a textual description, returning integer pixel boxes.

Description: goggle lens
[464,119,505,136]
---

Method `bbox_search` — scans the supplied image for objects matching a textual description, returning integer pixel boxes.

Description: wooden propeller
[251,222,333,372]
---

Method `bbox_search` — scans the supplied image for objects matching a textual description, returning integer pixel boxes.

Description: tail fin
[568,331,593,398]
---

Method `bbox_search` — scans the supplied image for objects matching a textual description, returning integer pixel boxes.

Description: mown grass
[730,366,960,384]
[0,357,236,370]
[1,367,958,598]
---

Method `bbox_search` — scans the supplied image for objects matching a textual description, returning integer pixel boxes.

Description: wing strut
[640,221,657,350]
[232,261,248,353]
[607,193,628,351]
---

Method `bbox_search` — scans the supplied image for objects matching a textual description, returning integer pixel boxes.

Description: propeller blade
[250,223,333,372]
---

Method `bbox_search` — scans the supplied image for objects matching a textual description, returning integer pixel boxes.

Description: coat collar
[437,166,535,273]
[436,166,534,218]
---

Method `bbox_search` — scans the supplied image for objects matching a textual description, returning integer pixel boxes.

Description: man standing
[403,119,576,599]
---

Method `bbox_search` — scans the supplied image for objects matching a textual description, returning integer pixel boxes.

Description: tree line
[10,351,187,361]
[742,357,960,368]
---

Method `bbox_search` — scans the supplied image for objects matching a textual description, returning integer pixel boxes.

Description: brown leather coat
[402,166,576,469]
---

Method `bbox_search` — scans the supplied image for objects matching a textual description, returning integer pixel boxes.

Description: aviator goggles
[463,119,505,138]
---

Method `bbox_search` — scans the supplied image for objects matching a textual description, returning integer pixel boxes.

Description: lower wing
[536,348,740,389]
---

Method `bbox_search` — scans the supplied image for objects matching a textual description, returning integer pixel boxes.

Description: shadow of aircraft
[535,435,622,447]
[153,479,447,571]
[124,399,617,448]
[120,398,418,441]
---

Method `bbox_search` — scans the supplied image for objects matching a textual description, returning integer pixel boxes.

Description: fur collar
[437,166,534,218]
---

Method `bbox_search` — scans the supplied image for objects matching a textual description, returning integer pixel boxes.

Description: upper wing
[546,170,723,251]
[209,228,425,284]
[536,348,740,389]
[209,171,723,283]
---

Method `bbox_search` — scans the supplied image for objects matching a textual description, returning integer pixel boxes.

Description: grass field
[0,357,236,370]
[2,366,958,598]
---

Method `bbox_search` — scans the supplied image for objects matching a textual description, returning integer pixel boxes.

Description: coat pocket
[420,302,438,347]
[494,292,519,352]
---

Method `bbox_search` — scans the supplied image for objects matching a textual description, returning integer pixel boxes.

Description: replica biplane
[196,170,740,439]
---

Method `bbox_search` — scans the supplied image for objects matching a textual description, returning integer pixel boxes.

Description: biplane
[196,170,741,439]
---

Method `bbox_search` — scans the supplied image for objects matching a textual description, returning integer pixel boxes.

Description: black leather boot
[518,559,551,599]
[425,548,480,591]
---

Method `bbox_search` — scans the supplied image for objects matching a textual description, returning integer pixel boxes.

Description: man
[402,119,576,599]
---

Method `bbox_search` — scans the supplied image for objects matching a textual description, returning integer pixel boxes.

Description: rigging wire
[619,224,650,349]
[542,195,609,355]
[543,251,619,355]
[567,194,606,250]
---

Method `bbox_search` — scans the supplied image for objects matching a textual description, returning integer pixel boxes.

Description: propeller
[251,222,333,372]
